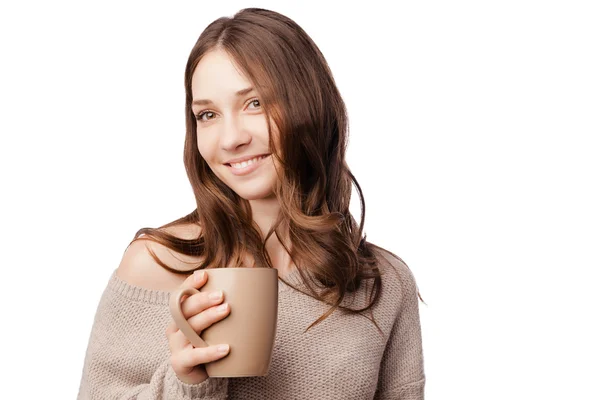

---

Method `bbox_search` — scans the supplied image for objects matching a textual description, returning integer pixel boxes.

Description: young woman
[77,7,426,400]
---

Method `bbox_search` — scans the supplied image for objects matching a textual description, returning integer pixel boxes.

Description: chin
[226,179,276,200]
[234,188,276,201]
[211,167,278,201]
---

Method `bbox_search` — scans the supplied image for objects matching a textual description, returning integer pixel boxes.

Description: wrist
[175,367,208,385]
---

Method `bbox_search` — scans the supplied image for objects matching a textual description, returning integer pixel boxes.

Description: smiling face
[191,49,280,201]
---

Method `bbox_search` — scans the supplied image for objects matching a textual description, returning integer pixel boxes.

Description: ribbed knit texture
[77,250,425,399]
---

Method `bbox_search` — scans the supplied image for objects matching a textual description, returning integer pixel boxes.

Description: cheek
[196,137,214,161]
[197,149,216,170]
[196,142,206,159]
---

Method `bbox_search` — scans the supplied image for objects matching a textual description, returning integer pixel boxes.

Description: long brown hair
[131,7,424,332]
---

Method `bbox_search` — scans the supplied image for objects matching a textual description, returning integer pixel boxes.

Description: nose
[220,114,252,151]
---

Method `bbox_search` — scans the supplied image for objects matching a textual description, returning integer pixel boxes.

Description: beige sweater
[77,250,425,399]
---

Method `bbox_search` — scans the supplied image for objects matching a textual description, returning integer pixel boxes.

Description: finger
[180,269,208,289]
[168,328,192,354]
[175,344,230,369]
[180,290,224,319]
[168,302,229,351]
[187,302,230,334]
[165,321,178,336]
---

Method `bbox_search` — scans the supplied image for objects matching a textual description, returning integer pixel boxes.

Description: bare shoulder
[116,223,204,292]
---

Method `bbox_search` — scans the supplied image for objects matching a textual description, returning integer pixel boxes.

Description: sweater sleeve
[76,271,229,400]
[373,262,426,400]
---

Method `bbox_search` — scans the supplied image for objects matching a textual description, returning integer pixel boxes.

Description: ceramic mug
[169,267,278,377]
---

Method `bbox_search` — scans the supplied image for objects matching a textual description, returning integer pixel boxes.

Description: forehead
[191,50,251,97]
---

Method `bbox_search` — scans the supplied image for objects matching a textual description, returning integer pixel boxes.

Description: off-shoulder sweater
[77,250,426,399]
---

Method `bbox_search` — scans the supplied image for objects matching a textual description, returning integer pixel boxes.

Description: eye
[247,98,261,109]
[195,110,216,123]
[194,98,260,123]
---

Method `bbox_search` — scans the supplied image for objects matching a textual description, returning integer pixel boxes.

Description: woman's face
[191,49,280,200]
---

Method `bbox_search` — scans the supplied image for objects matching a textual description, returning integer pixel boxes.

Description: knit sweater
[77,250,425,399]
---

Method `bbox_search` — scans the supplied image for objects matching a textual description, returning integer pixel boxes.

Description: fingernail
[218,303,228,312]
[209,290,222,300]
[194,270,204,283]
[217,344,229,353]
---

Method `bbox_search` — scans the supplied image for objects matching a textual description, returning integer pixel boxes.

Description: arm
[77,240,229,399]
[374,261,426,400]
[76,276,228,400]
[78,358,227,400]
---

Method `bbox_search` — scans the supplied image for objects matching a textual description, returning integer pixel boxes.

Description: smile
[226,154,270,176]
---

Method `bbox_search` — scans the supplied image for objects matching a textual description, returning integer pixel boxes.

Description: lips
[224,153,271,166]
[225,154,271,176]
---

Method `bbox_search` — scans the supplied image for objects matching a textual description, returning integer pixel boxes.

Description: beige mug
[169,267,278,377]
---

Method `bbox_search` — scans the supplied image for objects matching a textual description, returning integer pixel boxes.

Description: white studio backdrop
[0,1,598,399]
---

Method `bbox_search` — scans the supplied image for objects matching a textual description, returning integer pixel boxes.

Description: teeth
[231,155,267,169]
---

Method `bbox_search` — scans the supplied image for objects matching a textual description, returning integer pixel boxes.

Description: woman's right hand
[166,270,231,385]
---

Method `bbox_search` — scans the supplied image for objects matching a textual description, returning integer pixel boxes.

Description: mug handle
[168,287,209,349]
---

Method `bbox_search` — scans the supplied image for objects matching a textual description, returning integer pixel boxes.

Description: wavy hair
[131,7,424,332]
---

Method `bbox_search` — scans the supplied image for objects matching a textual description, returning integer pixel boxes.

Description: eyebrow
[192,87,255,106]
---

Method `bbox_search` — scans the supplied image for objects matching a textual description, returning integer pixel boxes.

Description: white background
[1,1,598,399]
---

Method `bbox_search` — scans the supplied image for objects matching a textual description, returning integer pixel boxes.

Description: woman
[77,7,426,400]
